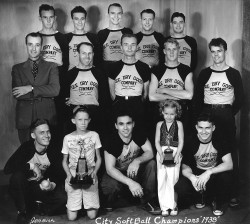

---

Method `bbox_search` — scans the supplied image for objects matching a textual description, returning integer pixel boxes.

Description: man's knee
[9,171,27,186]
[101,173,122,195]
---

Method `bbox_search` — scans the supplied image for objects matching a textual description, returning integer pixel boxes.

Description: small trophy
[70,139,93,186]
[162,134,175,166]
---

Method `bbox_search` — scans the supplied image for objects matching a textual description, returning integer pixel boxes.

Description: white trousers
[157,147,182,210]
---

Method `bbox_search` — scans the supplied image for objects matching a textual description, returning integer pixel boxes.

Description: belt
[204,104,231,109]
[19,97,54,102]
[115,95,142,101]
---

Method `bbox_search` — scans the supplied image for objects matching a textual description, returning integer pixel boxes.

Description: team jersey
[152,63,191,90]
[108,60,150,96]
[28,152,50,175]
[65,32,101,69]
[166,35,197,71]
[135,31,164,67]
[98,28,133,62]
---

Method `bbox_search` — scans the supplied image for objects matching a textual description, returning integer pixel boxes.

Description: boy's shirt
[62,131,101,176]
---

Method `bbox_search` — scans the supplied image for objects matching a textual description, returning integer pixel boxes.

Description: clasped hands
[191,169,213,191]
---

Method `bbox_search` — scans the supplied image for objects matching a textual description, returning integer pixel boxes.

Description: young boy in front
[62,106,102,220]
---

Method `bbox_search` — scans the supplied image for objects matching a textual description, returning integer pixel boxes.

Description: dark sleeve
[154,32,165,65]
[55,32,69,72]
[133,129,147,147]
[107,60,124,80]
[64,32,73,45]
[4,141,34,174]
[105,133,123,158]
[135,61,151,82]
[213,137,231,165]
[61,67,78,99]
[87,32,102,67]
[228,68,244,115]
[185,36,198,71]
[178,63,192,82]
[182,137,198,169]
[151,64,165,81]
[135,32,143,44]
[121,28,133,34]
[97,29,110,62]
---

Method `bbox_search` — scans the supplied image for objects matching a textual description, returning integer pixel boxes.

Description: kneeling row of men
[4,105,234,223]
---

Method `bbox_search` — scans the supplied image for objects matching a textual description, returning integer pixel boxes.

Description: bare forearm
[159,89,193,100]
[134,151,153,165]
[210,162,233,175]
[107,167,133,186]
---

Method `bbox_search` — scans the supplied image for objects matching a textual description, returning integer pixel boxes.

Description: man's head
[25,32,43,60]
[39,4,56,30]
[77,42,94,67]
[196,113,215,143]
[114,110,134,139]
[209,38,227,65]
[121,33,138,57]
[163,38,179,62]
[171,12,185,35]
[30,119,51,147]
[140,9,155,33]
[71,6,87,31]
[108,3,123,26]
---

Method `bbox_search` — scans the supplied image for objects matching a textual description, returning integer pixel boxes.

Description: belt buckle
[125,96,129,100]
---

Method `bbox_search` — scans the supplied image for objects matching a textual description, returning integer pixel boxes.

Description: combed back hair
[208,38,227,51]
[39,4,55,17]
[164,37,179,48]
[108,3,123,13]
[71,6,87,19]
[25,32,43,45]
[159,99,182,119]
[196,113,215,125]
[76,42,94,53]
[171,12,185,22]
[72,105,91,119]
[30,119,49,133]
[140,9,155,18]
[121,33,138,45]
[114,109,134,124]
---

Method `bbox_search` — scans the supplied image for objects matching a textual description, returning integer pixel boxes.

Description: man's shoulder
[184,35,197,42]
[40,59,58,68]
[97,28,109,35]
[121,27,133,34]
[12,61,27,69]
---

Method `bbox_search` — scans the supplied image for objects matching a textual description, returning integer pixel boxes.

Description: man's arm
[196,153,233,191]
[104,151,143,198]
[156,72,194,100]
[142,81,149,100]
[62,154,72,185]
[182,163,199,191]
[108,78,116,101]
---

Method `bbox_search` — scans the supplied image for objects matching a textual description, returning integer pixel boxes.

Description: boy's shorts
[65,179,100,211]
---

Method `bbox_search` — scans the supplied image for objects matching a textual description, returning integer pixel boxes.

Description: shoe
[212,200,224,216]
[141,202,161,215]
[16,212,27,224]
[195,193,205,209]
[170,207,178,216]
[229,198,240,207]
[35,201,46,216]
[161,210,169,216]
[104,207,113,212]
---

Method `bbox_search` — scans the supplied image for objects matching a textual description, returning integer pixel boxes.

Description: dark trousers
[175,170,232,206]
[9,171,66,215]
[101,160,157,206]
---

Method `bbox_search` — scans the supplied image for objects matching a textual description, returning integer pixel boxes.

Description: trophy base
[70,174,93,186]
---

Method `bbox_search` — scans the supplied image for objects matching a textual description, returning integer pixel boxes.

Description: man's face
[72,12,86,31]
[109,6,122,26]
[121,37,137,57]
[210,45,226,65]
[164,42,179,62]
[40,10,56,29]
[26,36,42,60]
[141,12,154,32]
[31,124,51,147]
[172,16,185,34]
[72,111,91,132]
[115,116,134,139]
[196,121,215,143]
[78,44,94,67]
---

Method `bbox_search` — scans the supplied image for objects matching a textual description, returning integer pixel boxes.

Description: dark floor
[0,172,250,224]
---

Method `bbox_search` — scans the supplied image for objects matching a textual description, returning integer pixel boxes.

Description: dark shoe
[195,192,205,209]
[16,212,27,224]
[141,202,161,215]
[35,201,46,216]
[229,198,240,207]
[212,200,224,216]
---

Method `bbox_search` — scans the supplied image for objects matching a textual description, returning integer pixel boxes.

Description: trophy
[162,134,175,166]
[70,139,93,186]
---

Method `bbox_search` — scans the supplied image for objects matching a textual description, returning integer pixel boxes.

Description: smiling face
[40,10,56,30]
[26,36,42,60]
[109,5,123,26]
[72,12,86,32]
[210,45,226,65]
[78,44,94,68]
[72,111,91,133]
[164,42,179,62]
[162,107,177,124]
[31,124,51,148]
[141,12,154,33]
[196,121,215,143]
[121,36,137,57]
[115,116,134,139]
[172,16,185,34]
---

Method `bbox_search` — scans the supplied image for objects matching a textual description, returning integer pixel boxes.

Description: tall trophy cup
[162,134,175,166]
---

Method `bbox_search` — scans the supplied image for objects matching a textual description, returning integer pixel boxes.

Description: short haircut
[140,9,155,19]
[25,32,43,45]
[164,37,179,48]
[208,38,227,51]
[72,105,91,119]
[171,12,185,22]
[39,4,55,17]
[108,3,123,14]
[121,33,138,45]
[114,109,134,124]
[76,42,94,53]
[71,6,87,19]
[159,99,182,119]
[196,113,215,125]
[30,119,50,133]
